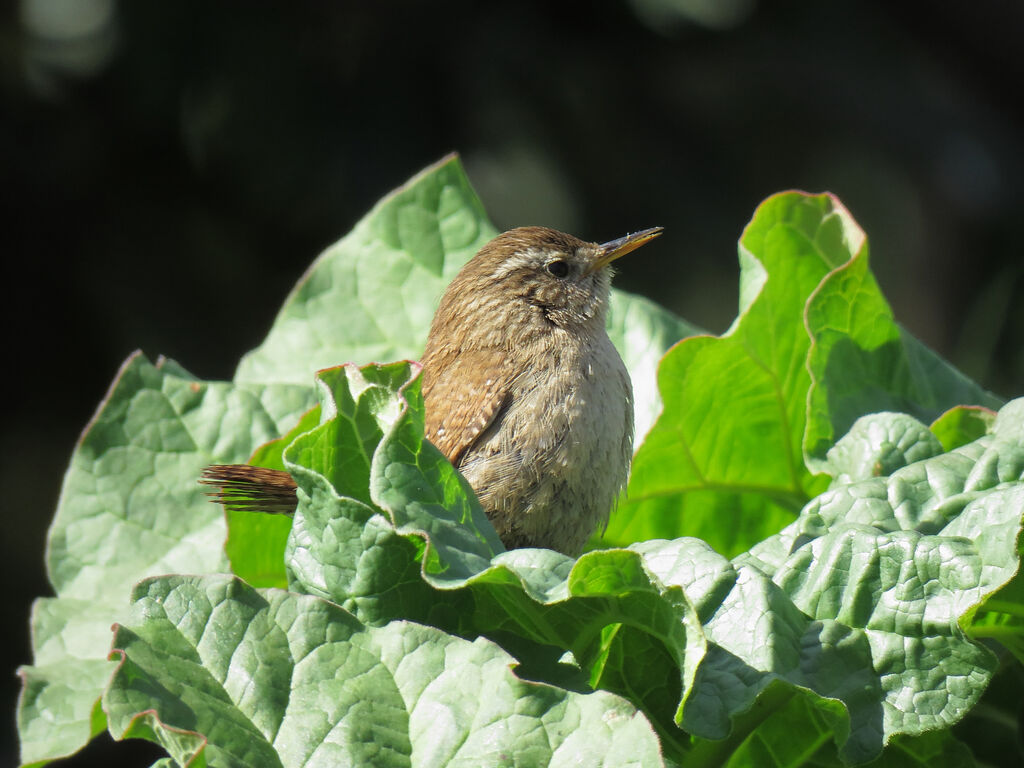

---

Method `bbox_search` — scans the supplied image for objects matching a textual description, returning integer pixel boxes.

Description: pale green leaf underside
[281,358,1022,765]
[18,353,316,765]
[105,574,664,768]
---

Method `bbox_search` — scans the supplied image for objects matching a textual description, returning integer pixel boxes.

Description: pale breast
[458,332,633,555]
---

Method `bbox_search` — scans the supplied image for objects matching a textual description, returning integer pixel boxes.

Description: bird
[202,225,661,556]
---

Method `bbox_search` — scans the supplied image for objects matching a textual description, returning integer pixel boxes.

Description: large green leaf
[803,231,1001,469]
[602,194,860,555]
[16,353,316,765]
[729,401,1024,762]
[275,358,1021,764]
[281,362,706,755]
[104,574,664,768]
[602,192,1001,557]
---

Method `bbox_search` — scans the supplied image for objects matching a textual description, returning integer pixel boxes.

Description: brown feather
[421,347,512,466]
[199,464,297,515]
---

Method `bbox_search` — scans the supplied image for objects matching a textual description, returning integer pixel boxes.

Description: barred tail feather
[200,465,298,515]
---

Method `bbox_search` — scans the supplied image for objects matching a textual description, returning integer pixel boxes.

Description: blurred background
[4,1,1022,765]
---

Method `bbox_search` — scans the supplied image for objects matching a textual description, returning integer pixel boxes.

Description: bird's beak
[587,227,663,274]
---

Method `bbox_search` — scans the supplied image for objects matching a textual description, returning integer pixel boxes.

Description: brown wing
[421,347,512,466]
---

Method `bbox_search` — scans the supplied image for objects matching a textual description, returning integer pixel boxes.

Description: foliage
[17,156,1022,767]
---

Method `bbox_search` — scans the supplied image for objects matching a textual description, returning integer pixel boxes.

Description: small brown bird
[203,226,661,556]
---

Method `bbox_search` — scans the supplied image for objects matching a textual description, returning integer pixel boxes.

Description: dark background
[4,1,1023,765]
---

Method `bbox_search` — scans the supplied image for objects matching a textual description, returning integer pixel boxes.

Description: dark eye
[546,260,569,278]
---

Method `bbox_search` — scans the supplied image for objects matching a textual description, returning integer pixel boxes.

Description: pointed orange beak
[587,227,663,274]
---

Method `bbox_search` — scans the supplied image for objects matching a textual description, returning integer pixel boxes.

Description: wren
[202,226,661,557]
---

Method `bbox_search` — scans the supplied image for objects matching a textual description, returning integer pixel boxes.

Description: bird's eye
[546,260,569,278]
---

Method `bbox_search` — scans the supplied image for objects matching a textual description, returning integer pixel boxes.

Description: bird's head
[434,226,662,347]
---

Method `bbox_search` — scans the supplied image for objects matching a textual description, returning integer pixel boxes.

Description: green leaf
[283,362,502,615]
[864,731,977,768]
[707,716,977,768]
[278,355,1024,765]
[281,361,708,759]
[930,405,997,453]
[969,572,1024,666]
[597,492,797,562]
[17,352,316,765]
[603,193,859,555]
[601,192,1003,558]
[17,657,111,768]
[822,411,944,486]
[729,402,1024,762]
[675,557,887,762]
[803,223,1002,469]
[606,289,704,441]
[105,574,665,768]
[961,399,1024,666]
[686,685,847,768]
